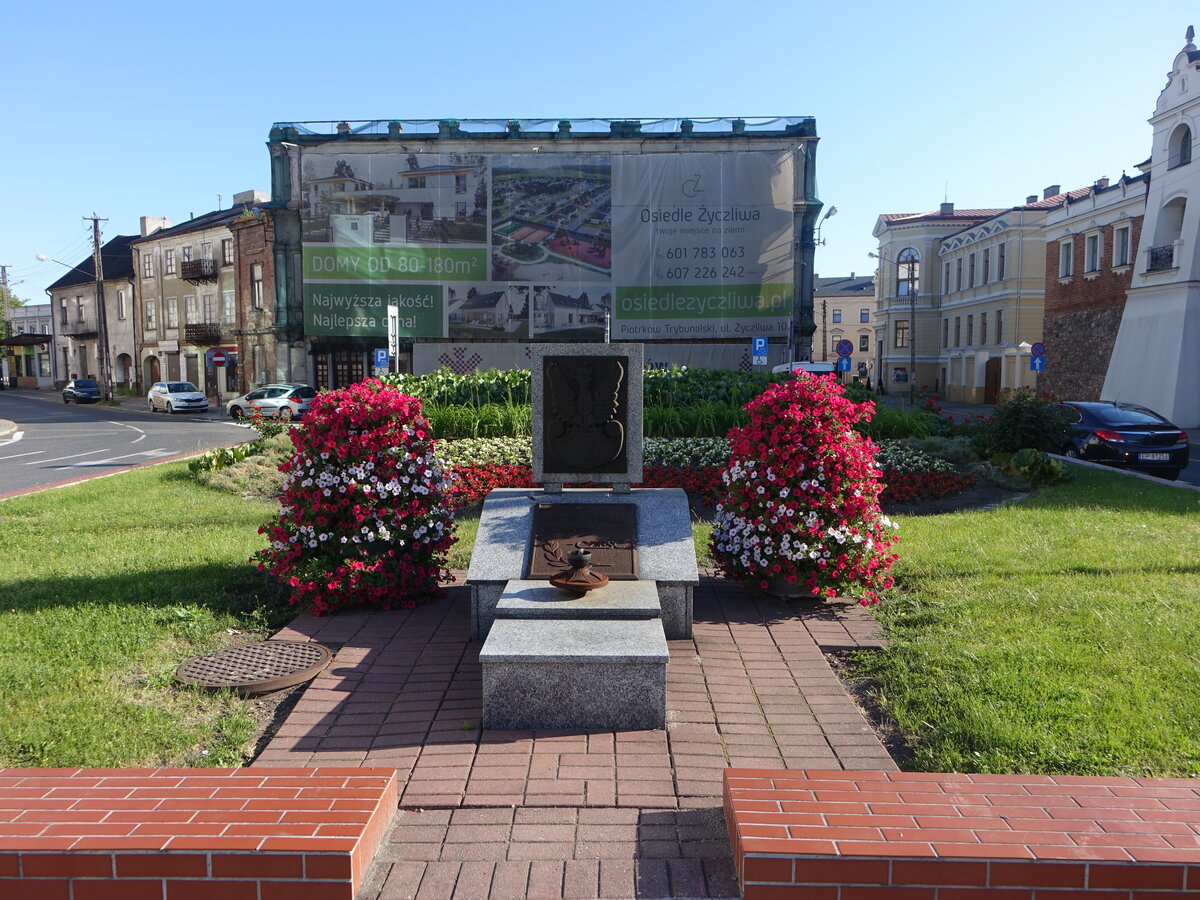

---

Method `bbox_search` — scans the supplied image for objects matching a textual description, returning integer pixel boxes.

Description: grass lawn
[858,466,1200,777]
[0,464,286,768]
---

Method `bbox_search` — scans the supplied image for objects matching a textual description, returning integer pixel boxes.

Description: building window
[1113,224,1131,267]
[1169,123,1192,168]
[997,242,1006,280]
[455,175,467,194]
[223,291,235,325]
[1058,238,1074,277]
[221,239,234,265]
[408,176,426,188]
[859,333,869,352]
[201,243,213,261]
[185,295,198,325]
[832,308,842,323]
[942,318,949,348]
[251,263,264,309]
[182,246,193,263]
[145,299,157,331]
[955,258,963,291]
[116,290,126,320]
[203,294,216,322]
[59,299,68,324]
[142,253,153,278]
[859,308,869,323]
[896,248,919,296]
[954,316,961,346]
[894,319,910,348]
[831,337,842,354]
[995,309,1003,344]
[982,248,990,285]
[164,249,176,275]
[967,315,974,345]
[980,311,988,345]
[75,296,85,321]
[969,253,976,287]
[1085,233,1101,272]
[165,297,178,329]
[944,261,951,291]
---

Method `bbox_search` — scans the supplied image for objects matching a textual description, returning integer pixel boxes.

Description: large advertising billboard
[299,147,794,341]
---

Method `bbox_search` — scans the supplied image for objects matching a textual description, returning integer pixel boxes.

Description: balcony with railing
[1146,245,1176,272]
[60,313,100,337]
[184,323,224,345]
[181,258,219,284]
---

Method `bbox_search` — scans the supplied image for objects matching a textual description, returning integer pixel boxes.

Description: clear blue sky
[3,0,1194,300]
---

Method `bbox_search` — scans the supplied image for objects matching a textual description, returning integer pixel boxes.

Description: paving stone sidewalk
[254,571,895,899]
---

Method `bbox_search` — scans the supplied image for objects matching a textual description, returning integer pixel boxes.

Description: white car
[147,381,209,414]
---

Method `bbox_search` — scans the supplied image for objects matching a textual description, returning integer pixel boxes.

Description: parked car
[1060,400,1189,480]
[147,381,209,414]
[62,379,102,404]
[227,383,317,421]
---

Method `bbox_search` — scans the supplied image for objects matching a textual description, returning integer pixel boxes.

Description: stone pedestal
[466,488,698,640]
[480,617,668,730]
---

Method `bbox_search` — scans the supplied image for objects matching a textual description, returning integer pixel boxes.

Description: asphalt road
[0,389,253,498]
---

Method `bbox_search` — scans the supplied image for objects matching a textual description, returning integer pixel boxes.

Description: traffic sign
[1030,342,1046,357]
[835,339,854,358]
[752,355,768,367]
[210,350,226,367]
[374,348,389,368]
[752,336,767,357]
[836,357,852,372]
[1030,356,1047,371]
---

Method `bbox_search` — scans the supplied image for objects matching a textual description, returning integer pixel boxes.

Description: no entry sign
[211,350,227,367]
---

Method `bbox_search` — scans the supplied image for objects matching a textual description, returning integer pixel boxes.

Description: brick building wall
[228,211,277,393]
[1039,216,1141,399]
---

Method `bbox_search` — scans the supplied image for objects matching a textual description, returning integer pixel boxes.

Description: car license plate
[1138,452,1170,461]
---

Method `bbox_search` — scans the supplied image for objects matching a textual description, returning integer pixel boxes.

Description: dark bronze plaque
[527,503,638,580]
[542,355,629,474]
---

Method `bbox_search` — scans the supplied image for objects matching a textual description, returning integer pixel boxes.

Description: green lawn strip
[0,465,282,768]
[859,467,1200,777]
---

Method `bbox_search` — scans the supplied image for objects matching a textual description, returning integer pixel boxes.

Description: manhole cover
[176,641,332,696]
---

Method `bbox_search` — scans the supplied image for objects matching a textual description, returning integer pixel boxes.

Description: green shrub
[857,405,939,441]
[970,388,1075,456]
[899,435,979,466]
[644,402,748,438]
[423,402,531,438]
[1009,448,1070,486]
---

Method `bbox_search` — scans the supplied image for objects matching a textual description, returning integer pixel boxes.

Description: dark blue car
[1061,401,1189,481]
[63,379,102,404]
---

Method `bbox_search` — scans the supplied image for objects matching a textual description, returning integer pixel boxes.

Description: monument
[469,343,699,730]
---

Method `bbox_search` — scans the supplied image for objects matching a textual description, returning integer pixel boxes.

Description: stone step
[494,578,661,620]
[480,617,668,730]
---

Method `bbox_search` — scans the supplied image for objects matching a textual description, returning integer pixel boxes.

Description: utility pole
[0,264,11,387]
[87,214,113,401]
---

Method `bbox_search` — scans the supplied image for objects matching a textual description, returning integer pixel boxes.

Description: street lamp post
[37,247,114,402]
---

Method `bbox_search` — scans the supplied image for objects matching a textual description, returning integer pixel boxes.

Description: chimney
[233,189,269,206]
[1026,195,1038,205]
[140,216,171,237]
[1043,184,1061,200]
[1095,176,1110,190]
[940,202,954,215]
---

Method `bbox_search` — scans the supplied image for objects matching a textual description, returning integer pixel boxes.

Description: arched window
[896,248,920,296]
[1169,124,1192,168]
[1149,197,1187,270]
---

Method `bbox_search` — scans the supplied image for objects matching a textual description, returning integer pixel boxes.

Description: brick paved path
[255,572,895,899]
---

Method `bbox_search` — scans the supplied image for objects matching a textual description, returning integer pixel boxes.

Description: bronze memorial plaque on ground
[527,503,638,580]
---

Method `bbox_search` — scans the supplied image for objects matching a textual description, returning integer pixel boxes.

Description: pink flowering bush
[710,374,899,604]
[254,379,456,615]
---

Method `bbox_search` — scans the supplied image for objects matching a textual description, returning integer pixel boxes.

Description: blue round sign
[835,339,854,358]
[1030,341,1046,357]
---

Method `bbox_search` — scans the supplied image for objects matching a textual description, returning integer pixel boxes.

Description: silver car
[147,381,209,414]
[228,383,317,421]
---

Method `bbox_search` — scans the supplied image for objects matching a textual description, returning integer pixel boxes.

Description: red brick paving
[249,572,891,898]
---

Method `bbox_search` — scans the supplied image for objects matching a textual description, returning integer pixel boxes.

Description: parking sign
[374,348,389,368]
